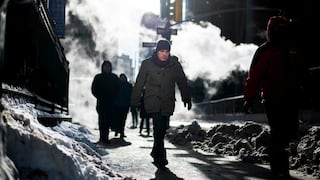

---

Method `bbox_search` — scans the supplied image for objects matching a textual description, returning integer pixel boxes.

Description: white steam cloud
[63,0,258,128]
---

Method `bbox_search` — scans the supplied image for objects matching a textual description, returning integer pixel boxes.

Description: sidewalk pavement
[95,120,317,180]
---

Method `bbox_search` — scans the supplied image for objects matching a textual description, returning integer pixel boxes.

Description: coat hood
[266,16,289,44]
[101,60,112,73]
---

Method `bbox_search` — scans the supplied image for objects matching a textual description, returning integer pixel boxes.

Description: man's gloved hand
[183,99,192,110]
[243,99,253,114]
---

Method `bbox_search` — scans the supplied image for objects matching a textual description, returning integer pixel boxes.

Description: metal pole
[0,0,9,98]
[245,0,253,43]
[160,0,170,19]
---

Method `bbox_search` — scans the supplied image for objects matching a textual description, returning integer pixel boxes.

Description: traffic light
[169,0,182,23]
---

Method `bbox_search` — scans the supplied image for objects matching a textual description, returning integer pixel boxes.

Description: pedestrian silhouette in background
[91,60,120,145]
[243,16,302,180]
[131,39,192,169]
[130,106,138,128]
[113,73,133,139]
[139,89,151,136]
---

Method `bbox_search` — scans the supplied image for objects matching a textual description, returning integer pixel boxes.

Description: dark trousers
[98,109,113,142]
[139,116,150,134]
[114,107,129,136]
[150,113,170,164]
[264,97,299,177]
[131,109,138,127]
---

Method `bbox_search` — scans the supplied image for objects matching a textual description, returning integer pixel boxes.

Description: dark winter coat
[91,72,120,113]
[114,81,133,108]
[244,16,303,101]
[139,90,148,118]
[244,41,301,100]
[131,53,191,116]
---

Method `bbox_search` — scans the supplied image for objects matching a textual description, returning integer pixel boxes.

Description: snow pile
[167,120,320,178]
[0,103,19,180]
[0,94,127,180]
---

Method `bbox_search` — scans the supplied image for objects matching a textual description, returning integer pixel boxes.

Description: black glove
[183,99,192,110]
[243,99,253,114]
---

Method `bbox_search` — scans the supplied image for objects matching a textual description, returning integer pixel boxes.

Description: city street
[94,120,317,180]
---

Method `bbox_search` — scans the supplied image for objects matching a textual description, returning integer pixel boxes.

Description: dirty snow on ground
[1,92,131,180]
[167,120,320,179]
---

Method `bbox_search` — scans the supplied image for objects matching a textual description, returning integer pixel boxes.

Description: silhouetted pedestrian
[131,39,192,169]
[139,89,151,136]
[243,16,302,180]
[113,73,132,139]
[91,60,120,144]
[130,106,138,128]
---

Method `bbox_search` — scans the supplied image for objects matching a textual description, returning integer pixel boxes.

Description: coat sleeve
[91,75,98,98]
[244,47,269,100]
[175,62,191,101]
[131,60,148,106]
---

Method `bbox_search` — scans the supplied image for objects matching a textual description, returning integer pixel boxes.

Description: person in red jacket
[243,16,302,180]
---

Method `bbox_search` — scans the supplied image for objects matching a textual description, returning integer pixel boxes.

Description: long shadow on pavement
[169,145,273,180]
[151,167,184,180]
[104,138,132,149]
[141,145,269,179]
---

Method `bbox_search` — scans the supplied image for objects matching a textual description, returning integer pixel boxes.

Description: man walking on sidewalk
[131,39,192,168]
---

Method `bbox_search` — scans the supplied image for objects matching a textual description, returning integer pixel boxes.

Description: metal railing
[194,94,320,125]
[1,87,68,115]
[194,95,267,123]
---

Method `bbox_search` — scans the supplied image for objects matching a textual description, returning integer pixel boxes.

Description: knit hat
[155,39,171,52]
